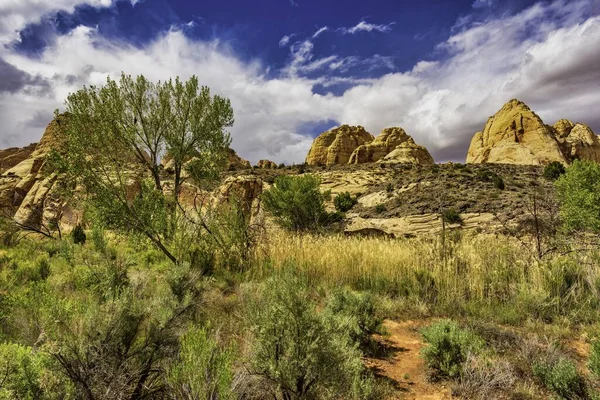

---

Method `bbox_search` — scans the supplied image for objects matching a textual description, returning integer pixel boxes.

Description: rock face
[305,125,374,166]
[378,140,435,165]
[227,148,251,170]
[0,143,37,173]
[256,159,277,169]
[349,127,434,165]
[467,99,600,165]
[0,114,70,230]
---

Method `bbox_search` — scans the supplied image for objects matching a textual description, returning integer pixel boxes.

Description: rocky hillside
[467,99,600,165]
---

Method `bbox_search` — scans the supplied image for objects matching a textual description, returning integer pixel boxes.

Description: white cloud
[339,20,395,35]
[1,0,600,165]
[472,0,495,9]
[312,26,329,38]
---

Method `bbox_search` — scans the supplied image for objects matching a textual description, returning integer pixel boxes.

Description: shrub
[168,326,235,399]
[334,191,358,212]
[555,159,600,233]
[386,183,394,193]
[70,224,86,245]
[442,209,462,224]
[262,175,329,231]
[493,175,505,190]
[533,358,587,399]
[278,163,285,169]
[375,204,386,213]
[247,274,375,399]
[421,320,484,379]
[544,161,566,180]
[324,288,382,349]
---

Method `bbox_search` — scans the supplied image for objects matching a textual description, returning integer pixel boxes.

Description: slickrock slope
[467,99,600,165]
[305,125,374,166]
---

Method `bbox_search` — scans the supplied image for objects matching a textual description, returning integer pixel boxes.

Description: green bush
[544,161,566,181]
[168,325,235,399]
[70,224,86,245]
[493,175,505,190]
[533,358,587,399]
[421,320,484,379]
[588,339,600,378]
[555,160,600,233]
[442,209,462,224]
[386,183,394,193]
[334,192,358,212]
[262,175,329,231]
[324,288,382,349]
[375,204,386,213]
[248,274,375,399]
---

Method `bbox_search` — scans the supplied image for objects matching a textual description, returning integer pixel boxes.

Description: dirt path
[366,320,452,400]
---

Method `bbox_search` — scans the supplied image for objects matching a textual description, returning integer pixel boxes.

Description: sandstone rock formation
[256,159,277,169]
[0,143,37,173]
[227,148,251,170]
[378,140,434,165]
[467,99,600,165]
[305,125,374,166]
[349,127,410,164]
[0,114,71,230]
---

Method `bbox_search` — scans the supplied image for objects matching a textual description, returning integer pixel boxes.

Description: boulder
[306,125,374,166]
[216,175,263,223]
[378,139,435,165]
[349,127,411,164]
[256,159,277,169]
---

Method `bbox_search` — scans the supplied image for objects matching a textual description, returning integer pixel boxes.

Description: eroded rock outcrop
[256,159,277,169]
[227,148,251,170]
[467,99,600,165]
[349,127,434,165]
[378,140,435,165]
[306,125,374,166]
[467,99,567,165]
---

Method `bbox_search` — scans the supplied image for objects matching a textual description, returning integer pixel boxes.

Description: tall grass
[254,232,600,323]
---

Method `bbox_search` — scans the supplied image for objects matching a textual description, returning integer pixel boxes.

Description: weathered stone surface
[256,159,277,169]
[559,123,600,162]
[216,175,263,223]
[349,127,410,164]
[466,99,568,165]
[377,139,435,165]
[227,148,251,170]
[0,143,37,173]
[553,119,575,138]
[306,125,374,166]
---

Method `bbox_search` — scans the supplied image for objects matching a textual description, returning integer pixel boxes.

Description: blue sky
[0,0,599,163]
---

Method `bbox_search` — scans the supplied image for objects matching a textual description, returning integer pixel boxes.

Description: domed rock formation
[467,99,568,165]
[349,127,411,164]
[256,159,277,169]
[553,119,575,138]
[377,139,435,165]
[305,125,374,166]
[558,123,600,162]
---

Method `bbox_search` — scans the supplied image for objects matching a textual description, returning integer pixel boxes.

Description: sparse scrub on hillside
[533,357,589,399]
[544,161,567,180]
[442,208,462,224]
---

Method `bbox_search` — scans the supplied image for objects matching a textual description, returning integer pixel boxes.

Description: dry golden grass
[254,231,600,323]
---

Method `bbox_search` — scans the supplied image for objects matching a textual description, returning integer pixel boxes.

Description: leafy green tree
[262,175,329,231]
[555,160,600,233]
[51,73,233,264]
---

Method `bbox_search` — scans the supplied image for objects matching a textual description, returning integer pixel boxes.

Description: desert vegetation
[2,75,600,399]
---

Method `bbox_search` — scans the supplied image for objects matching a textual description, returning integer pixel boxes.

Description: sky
[0,0,599,164]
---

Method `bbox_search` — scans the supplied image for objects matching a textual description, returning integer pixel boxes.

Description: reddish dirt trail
[366,320,452,400]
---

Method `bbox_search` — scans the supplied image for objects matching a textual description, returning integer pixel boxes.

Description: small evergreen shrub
[421,320,484,379]
[493,175,505,190]
[533,358,587,399]
[263,175,329,231]
[544,161,566,181]
[442,209,462,224]
[71,224,86,245]
[375,204,386,213]
[386,183,394,193]
[248,275,375,399]
[324,288,383,349]
[334,191,358,212]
